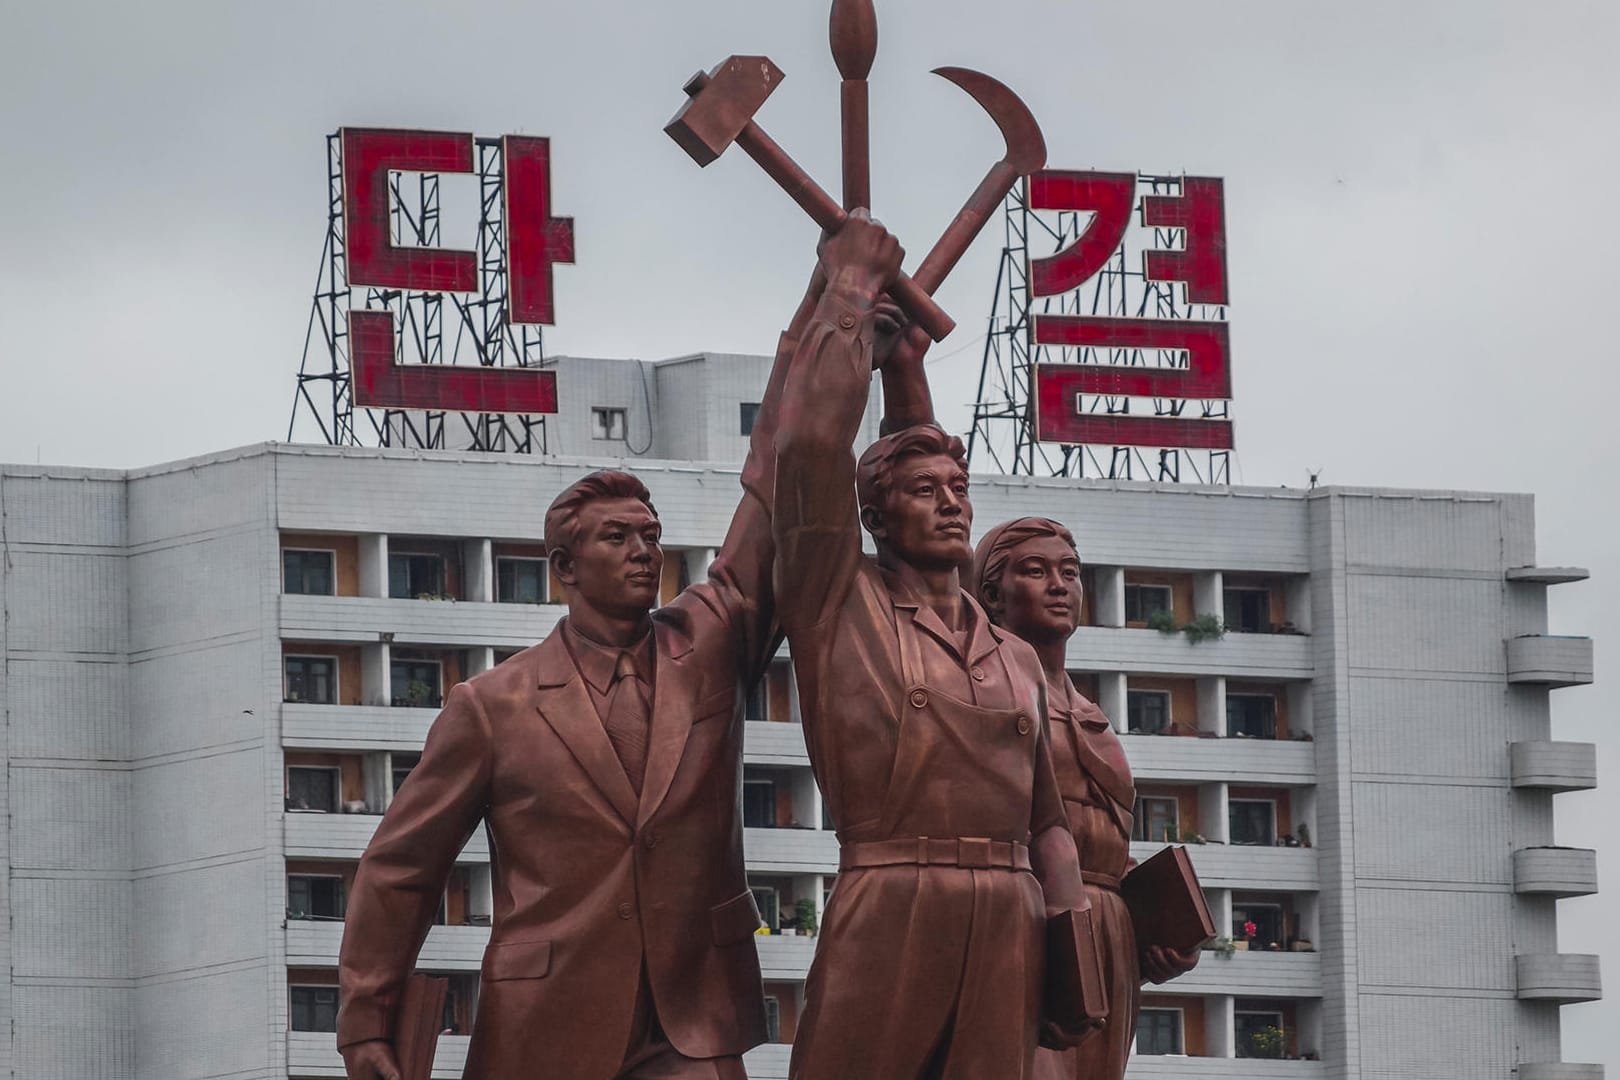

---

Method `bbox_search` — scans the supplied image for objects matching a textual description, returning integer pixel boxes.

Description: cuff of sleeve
[337,1001,391,1050]
[812,292,872,341]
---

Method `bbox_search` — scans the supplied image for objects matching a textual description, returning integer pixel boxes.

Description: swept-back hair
[543,470,657,559]
[854,423,969,513]
[970,517,1078,619]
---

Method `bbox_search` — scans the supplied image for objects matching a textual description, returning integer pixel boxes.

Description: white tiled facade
[0,353,1601,1078]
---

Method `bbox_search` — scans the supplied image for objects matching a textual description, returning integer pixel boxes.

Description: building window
[496,557,549,604]
[288,875,345,920]
[389,553,445,599]
[284,656,337,705]
[1136,1008,1183,1055]
[287,766,340,813]
[392,752,421,795]
[290,985,339,1033]
[1235,1010,1286,1058]
[1233,901,1285,950]
[751,885,780,932]
[1227,694,1278,739]
[1133,796,1180,843]
[592,406,628,440]
[283,549,335,596]
[745,679,767,724]
[739,402,762,436]
[1124,584,1172,624]
[1127,690,1171,734]
[391,660,442,708]
[1229,799,1277,846]
[1223,587,1271,633]
[764,995,782,1043]
[743,778,777,828]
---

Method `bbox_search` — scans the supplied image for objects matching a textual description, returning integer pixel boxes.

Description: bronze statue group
[336,214,1198,1080]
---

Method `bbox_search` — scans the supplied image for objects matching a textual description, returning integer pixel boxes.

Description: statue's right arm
[337,681,494,1064]
[772,213,902,633]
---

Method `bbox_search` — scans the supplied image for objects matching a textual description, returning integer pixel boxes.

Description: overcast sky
[2,0,1615,1065]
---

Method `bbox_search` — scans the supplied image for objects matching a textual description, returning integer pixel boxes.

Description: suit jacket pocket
[482,938,552,981]
[709,890,763,946]
[691,685,738,724]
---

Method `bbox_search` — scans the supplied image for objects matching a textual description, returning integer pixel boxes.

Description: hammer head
[665,56,786,167]
[932,67,1046,175]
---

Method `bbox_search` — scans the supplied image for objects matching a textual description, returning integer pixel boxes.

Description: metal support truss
[967,176,1231,484]
[288,134,550,455]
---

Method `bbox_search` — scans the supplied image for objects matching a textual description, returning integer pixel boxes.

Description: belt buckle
[959,837,992,870]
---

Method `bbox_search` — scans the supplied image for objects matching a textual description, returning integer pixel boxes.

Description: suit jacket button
[618,902,634,920]
[839,313,857,330]
[1015,715,1031,736]
[910,689,929,709]
[971,666,986,681]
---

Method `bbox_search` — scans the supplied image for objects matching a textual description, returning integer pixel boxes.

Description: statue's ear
[859,504,887,543]
[550,549,578,587]
[980,580,1004,620]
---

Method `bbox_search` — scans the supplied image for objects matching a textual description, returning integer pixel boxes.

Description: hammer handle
[737,121,955,341]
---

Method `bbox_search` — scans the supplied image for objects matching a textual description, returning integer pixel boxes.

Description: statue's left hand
[1140,944,1200,984]
[872,296,929,372]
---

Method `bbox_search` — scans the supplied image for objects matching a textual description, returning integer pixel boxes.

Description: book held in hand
[395,973,450,1080]
[1121,845,1217,955]
[1044,906,1110,1032]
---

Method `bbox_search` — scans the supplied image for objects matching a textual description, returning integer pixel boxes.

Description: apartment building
[0,354,1601,1079]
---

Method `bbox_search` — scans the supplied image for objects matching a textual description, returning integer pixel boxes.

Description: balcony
[754,932,817,980]
[1123,735,1315,786]
[1133,841,1318,892]
[743,1043,792,1080]
[1511,742,1598,792]
[745,722,810,767]
[1172,948,1321,998]
[744,828,839,875]
[1506,566,1590,585]
[287,1031,468,1078]
[1518,1066,1606,1080]
[281,594,563,650]
[286,921,488,971]
[1506,636,1594,688]
[283,702,435,751]
[1070,626,1312,681]
[1514,847,1600,898]
[284,812,489,863]
[1123,1058,1324,1079]
[1516,954,1603,1003]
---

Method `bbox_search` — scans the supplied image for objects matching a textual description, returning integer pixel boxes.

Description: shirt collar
[562,619,655,696]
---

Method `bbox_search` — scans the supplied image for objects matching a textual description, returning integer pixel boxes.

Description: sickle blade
[932,66,1046,174]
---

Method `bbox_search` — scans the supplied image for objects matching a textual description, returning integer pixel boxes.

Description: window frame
[389,551,447,600]
[1133,795,1181,843]
[1135,1006,1185,1056]
[763,994,782,1042]
[750,884,780,932]
[1228,797,1279,846]
[591,405,629,441]
[286,765,341,814]
[289,984,340,1033]
[1232,899,1286,949]
[739,401,762,436]
[287,873,346,921]
[390,658,444,709]
[1235,1009,1287,1058]
[1223,586,1272,634]
[1124,583,1174,625]
[282,547,337,596]
[283,653,339,706]
[742,777,778,829]
[1226,692,1279,739]
[495,555,550,604]
[1126,689,1172,735]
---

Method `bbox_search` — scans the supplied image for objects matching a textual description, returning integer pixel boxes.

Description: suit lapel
[637,617,697,829]
[533,630,639,828]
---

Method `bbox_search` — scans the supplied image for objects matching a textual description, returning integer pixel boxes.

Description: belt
[839,837,1031,872]
[1082,869,1122,892]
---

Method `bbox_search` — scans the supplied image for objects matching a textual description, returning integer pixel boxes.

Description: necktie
[604,652,650,794]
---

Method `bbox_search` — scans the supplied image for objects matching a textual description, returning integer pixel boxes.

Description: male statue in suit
[334,229,895,1080]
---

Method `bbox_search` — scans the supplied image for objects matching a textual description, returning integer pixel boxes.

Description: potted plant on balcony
[1146,609,1178,633]
[1232,920,1256,951]
[1248,1025,1286,1059]
[1206,936,1237,959]
[1182,614,1226,644]
[796,898,818,938]
[1178,825,1206,845]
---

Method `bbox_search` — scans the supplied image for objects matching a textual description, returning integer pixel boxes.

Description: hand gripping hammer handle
[685,74,955,341]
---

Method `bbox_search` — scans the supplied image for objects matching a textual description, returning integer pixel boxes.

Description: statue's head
[544,470,663,620]
[971,517,1083,646]
[856,424,973,571]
